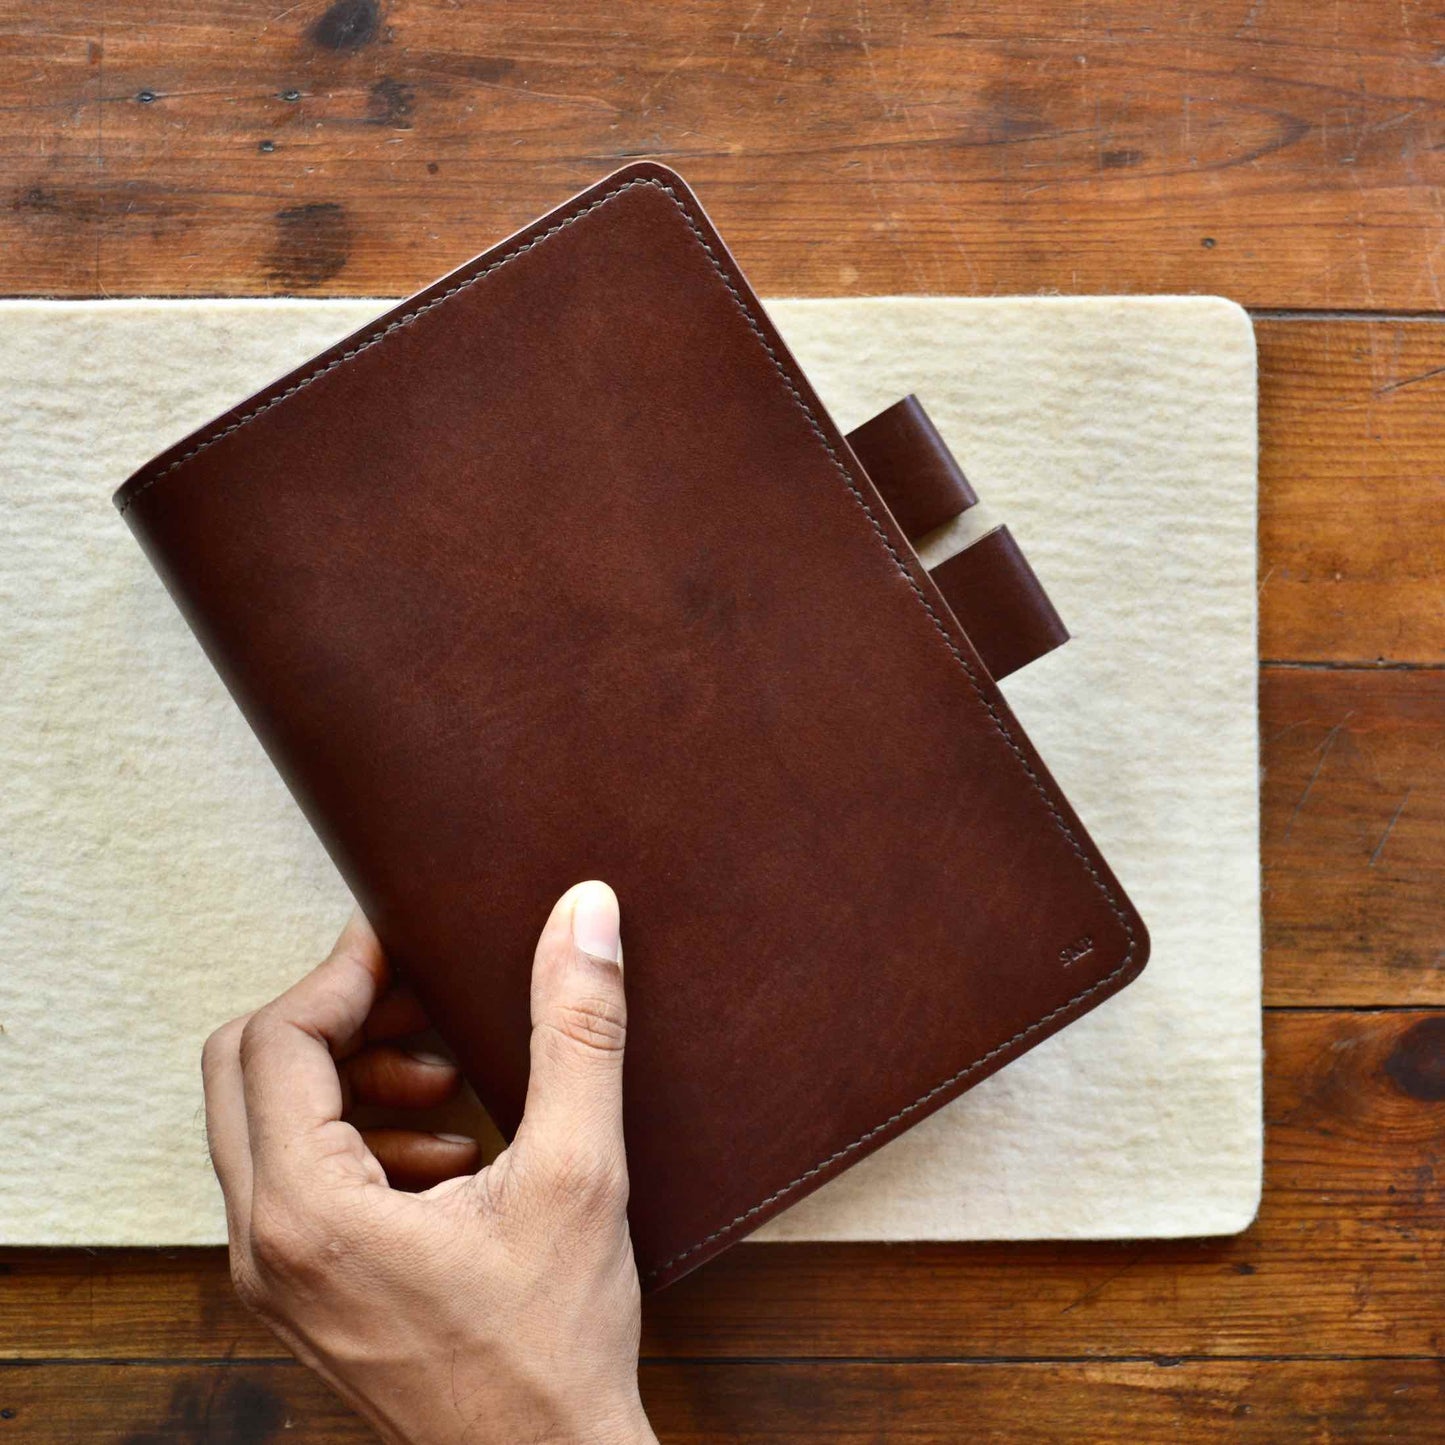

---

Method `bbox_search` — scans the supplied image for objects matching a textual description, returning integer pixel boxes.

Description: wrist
[365,1383,656,1445]
[569,1390,657,1445]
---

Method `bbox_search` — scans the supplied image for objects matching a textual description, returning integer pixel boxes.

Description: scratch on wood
[1284,719,1348,841]
[637,52,696,114]
[1059,1253,1144,1315]
[1369,790,1411,867]
[723,0,767,72]
[1235,0,1267,35]
[1375,362,1445,396]
[857,0,879,96]
[786,1,815,70]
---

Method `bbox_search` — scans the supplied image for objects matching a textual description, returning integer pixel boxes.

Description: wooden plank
[644,1361,1441,1442]
[0,1363,366,1443]
[2,1359,1441,1442]
[1257,320,1445,667]
[1262,667,1445,1005]
[2,1009,1440,1362]
[1,1,1442,305]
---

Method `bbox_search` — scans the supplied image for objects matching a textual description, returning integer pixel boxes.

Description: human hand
[201,881,657,1445]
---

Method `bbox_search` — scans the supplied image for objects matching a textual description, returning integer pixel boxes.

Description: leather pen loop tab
[929,526,1070,683]
[844,394,978,543]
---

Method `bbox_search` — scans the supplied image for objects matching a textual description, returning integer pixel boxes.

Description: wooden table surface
[2,2,1442,1439]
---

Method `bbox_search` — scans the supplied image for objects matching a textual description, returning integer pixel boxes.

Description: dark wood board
[3,1,1444,308]
[2,1359,1441,1443]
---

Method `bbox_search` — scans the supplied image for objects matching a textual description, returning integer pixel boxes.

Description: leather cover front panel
[116,164,1148,1290]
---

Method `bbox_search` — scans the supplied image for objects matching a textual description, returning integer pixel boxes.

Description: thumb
[516,881,629,1184]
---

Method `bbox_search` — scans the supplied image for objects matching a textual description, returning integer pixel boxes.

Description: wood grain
[2,1,1443,306]
[1257,320,1445,667]
[2,1358,1441,1442]
[3,1008,1440,1363]
[1262,667,1445,1005]
[639,1361,1445,1442]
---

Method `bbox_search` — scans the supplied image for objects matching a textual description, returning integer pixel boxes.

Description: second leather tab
[930,526,1070,682]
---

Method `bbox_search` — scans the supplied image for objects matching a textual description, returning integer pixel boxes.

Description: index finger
[240,911,389,1179]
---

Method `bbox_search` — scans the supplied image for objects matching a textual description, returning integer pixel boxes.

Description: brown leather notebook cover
[115,163,1149,1291]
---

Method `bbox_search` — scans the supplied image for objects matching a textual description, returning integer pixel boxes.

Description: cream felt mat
[0,296,1260,1246]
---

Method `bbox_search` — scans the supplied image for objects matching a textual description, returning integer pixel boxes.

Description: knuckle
[247,1195,322,1283]
[228,1251,267,1313]
[327,944,378,994]
[201,1016,246,1080]
[247,1188,367,1294]
[540,1141,629,1218]
[545,993,627,1055]
[237,1009,282,1070]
